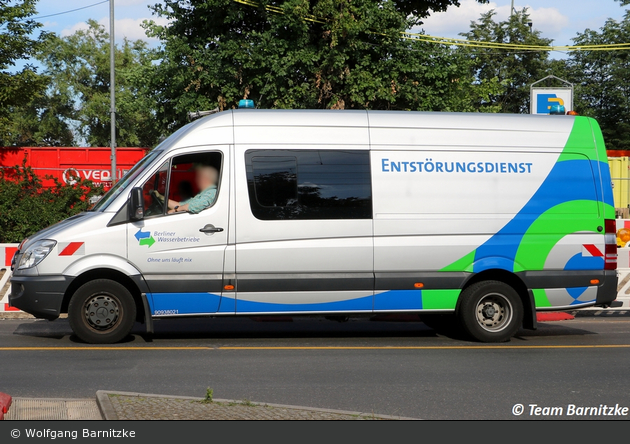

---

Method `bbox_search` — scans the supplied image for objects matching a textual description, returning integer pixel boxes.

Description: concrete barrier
[0,244,18,268]
[0,244,19,313]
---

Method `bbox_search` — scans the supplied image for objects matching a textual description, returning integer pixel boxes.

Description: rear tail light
[605,219,617,270]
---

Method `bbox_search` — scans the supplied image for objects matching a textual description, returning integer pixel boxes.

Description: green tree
[0,0,52,144]
[0,161,102,243]
[0,86,75,146]
[566,8,630,151]
[142,0,488,131]
[459,9,554,113]
[38,20,161,147]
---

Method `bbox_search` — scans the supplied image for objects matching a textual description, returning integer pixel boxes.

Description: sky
[30,0,628,50]
[32,0,168,44]
[417,0,628,53]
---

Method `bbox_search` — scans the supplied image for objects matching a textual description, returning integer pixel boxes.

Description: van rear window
[245,149,372,220]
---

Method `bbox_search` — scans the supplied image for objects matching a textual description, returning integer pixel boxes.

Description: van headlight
[18,240,57,270]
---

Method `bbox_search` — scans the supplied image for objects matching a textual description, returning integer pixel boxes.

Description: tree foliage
[142,0,488,130]
[37,20,161,147]
[0,0,52,145]
[2,0,629,153]
[0,160,103,243]
[0,81,75,146]
[566,9,630,151]
[459,9,554,113]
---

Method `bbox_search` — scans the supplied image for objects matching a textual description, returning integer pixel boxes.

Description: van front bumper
[9,275,72,320]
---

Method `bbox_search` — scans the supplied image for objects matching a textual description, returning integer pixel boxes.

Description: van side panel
[371,116,610,312]
[440,117,609,310]
[372,149,560,273]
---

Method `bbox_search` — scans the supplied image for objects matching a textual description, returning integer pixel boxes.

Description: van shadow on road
[9,316,597,344]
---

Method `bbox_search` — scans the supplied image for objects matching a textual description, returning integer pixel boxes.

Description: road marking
[0,347,211,351]
[218,345,630,350]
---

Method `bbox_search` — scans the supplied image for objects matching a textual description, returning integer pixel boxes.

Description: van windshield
[91,150,163,212]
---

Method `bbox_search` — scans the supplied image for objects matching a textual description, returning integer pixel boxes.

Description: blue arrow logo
[135,229,151,241]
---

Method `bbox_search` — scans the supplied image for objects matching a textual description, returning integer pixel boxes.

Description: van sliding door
[233,147,374,314]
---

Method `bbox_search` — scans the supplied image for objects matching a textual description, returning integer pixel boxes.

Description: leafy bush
[0,160,103,243]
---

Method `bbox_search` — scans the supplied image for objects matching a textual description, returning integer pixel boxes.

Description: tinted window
[251,156,298,207]
[246,150,372,220]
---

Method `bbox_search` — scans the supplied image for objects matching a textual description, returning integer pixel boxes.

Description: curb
[0,392,12,421]
[96,391,118,421]
[570,309,630,317]
[96,390,419,421]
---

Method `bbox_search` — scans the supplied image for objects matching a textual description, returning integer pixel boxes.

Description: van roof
[161,109,579,152]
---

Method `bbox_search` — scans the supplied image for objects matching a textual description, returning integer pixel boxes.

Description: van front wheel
[68,279,136,344]
[458,280,523,342]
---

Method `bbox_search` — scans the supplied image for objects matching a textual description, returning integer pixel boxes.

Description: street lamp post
[110,0,116,186]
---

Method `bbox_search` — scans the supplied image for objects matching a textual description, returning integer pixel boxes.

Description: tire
[68,279,137,344]
[457,280,523,343]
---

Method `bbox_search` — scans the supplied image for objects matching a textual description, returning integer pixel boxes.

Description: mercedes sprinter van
[10,110,617,343]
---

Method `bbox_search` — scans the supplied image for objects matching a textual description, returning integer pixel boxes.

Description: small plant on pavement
[201,387,213,404]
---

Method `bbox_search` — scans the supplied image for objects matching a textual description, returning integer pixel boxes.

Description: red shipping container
[0,147,149,191]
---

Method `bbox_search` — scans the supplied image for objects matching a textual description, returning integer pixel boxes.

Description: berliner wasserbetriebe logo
[135,229,155,247]
[134,230,201,248]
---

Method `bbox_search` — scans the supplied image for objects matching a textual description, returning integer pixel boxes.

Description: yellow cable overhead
[233,0,630,52]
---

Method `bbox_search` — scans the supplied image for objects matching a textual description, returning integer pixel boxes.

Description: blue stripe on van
[149,292,222,315]
[217,295,236,313]
[598,160,614,207]
[474,159,600,273]
[373,290,422,310]
[235,295,373,313]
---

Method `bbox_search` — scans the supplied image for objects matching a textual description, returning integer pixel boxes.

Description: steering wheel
[147,189,165,216]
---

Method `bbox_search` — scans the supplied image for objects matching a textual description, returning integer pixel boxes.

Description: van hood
[22,212,104,249]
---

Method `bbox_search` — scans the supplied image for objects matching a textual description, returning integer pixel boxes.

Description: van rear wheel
[68,279,136,344]
[458,280,523,342]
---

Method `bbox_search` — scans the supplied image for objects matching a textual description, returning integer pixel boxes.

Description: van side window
[167,152,223,214]
[138,151,222,218]
[251,156,298,207]
[246,149,372,220]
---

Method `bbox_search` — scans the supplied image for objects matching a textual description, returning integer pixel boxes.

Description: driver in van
[162,165,219,214]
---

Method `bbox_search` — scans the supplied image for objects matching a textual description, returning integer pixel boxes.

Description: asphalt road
[0,315,629,420]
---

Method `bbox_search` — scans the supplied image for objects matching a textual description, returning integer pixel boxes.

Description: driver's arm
[166,198,180,210]
[168,203,189,214]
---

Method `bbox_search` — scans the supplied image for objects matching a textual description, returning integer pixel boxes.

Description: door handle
[199,224,224,234]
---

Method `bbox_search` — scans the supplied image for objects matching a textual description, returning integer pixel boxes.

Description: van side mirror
[129,187,145,221]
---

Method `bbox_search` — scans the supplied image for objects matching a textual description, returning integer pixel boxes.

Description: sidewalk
[4,398,101,420]
[96,391,415,420]
[2,391,415,420]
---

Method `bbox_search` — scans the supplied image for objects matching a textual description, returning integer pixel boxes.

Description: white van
[10,110,617,343]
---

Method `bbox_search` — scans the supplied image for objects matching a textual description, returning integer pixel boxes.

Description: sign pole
[110,0,116,186]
